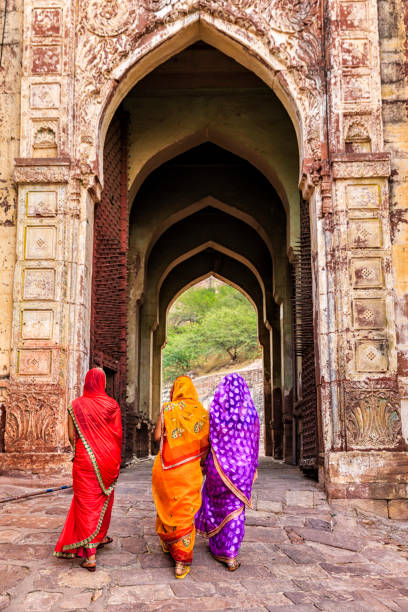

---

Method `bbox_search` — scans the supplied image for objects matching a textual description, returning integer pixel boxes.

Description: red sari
[54,368,122,559]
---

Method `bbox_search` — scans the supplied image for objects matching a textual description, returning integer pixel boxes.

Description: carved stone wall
[0,0,406,494]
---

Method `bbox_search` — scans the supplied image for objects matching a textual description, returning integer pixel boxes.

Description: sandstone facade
[0,0,407,504]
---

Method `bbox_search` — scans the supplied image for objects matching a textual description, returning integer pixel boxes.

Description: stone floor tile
[57,567,111,588]
[306,541,366,563]
[314,598,384,611]
[0,543,52,560]
[1,459,408,611]
[97,551,140,568]
[278,544,325,564]
[119,535,148,554]
[59,591,93,609]
[0,529,23,544]
[244,526,288,543]
[243,579,296,595]
[211,580,248,596]
[139,552,174,568]
[171,580,216,597]
[23,590,64,611]
[304,518,331,531]
[320,562,390,577]
[293,528,363,552]
[108,584,174,605]
[256,501,283,514]
[0,516,63,529]
[266,607,318,612]
[271,563,329,579]
[283,591,316,605]
[108,518,142,537]
[285,491,315,508]
[0,564,29,591]
[21,531,60,545]
[109,567,176,586]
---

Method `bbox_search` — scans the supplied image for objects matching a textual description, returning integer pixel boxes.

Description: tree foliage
[163,282,261,382]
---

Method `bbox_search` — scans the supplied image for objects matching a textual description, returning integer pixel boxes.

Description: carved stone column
[322,0,408,499]
[0,0,82,471]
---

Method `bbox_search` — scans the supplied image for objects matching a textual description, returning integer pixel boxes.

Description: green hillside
[162,281,261,383]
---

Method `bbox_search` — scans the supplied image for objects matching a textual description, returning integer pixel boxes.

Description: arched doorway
[161,277,266,451]
[90,42,319,471]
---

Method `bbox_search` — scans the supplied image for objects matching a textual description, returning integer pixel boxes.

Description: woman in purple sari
[196,373,259,570]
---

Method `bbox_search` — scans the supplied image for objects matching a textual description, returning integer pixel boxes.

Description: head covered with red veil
[71,367,122,489]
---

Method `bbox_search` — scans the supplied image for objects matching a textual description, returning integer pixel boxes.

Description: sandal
[80,559,96,572]
[160,540,170,554]
[210,551,240,572]
[97,536,113,550]
[226,560,241,572]
[175,562,190,579]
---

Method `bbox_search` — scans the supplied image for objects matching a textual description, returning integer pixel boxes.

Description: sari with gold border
[152,376,209,564]
[195,373,259,563]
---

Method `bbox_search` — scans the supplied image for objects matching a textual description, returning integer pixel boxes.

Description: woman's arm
[67,413,75,448]
[154,414,162,442]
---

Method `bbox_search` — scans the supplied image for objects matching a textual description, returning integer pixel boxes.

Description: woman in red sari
[54,368,122,571]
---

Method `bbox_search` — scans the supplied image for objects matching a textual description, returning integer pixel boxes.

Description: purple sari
[195,373,259,563]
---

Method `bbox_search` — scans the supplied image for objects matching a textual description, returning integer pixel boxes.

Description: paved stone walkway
[0,458,408,611]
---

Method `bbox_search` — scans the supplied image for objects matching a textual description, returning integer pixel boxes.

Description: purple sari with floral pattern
[195,373,259,562]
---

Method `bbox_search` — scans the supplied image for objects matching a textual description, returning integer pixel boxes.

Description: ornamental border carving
[75,0,324,176]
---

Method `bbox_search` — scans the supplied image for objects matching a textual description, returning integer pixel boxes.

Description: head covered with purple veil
[210,373,260,507]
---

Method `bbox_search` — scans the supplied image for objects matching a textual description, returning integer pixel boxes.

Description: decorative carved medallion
[344,381,402,449]
[86,0,134,37]
[5,386,64,452]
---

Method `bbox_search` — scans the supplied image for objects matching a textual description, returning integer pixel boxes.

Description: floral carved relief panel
[4,386,65,452]
[344,381,403,449]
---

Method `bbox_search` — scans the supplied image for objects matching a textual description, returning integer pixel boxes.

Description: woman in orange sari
[152,376,209,579]
[54,368,122,571]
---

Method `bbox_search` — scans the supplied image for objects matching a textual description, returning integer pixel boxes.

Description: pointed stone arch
[77,3,323,195]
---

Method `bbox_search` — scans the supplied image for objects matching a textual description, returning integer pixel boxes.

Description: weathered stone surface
[59,591,93,609]
[0,564,29,591]
[120,536,148,554]
[98,552,140,568]
[1,459,408,611]
[256,501,283,514]
[57,568,111,589]
[108,584,174,605]
[285,491,315,508]
[388,500,408,520]
[320,563,390,577]
[23,591,63,611]
[279,544,325,565]
[0,544,52,560]
[244,527,288,543]
[0,529,22,543]
[0,516,63,529]
[293,528,363,552]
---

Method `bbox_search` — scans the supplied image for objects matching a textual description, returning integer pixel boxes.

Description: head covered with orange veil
[160,375,209,469]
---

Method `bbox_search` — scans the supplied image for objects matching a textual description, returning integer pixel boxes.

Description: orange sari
[152,376,209,564]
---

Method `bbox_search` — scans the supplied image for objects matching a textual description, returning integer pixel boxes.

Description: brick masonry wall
[91,112,129,446]
[162,361,265,454]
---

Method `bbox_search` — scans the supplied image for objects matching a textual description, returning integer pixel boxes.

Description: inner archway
[162,277,265,452]
[90,41,319,473]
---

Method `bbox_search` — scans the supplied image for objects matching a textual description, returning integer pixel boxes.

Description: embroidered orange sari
[152,376,209,564]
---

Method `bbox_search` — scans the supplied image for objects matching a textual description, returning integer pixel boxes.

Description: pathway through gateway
[0,459,408,610]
